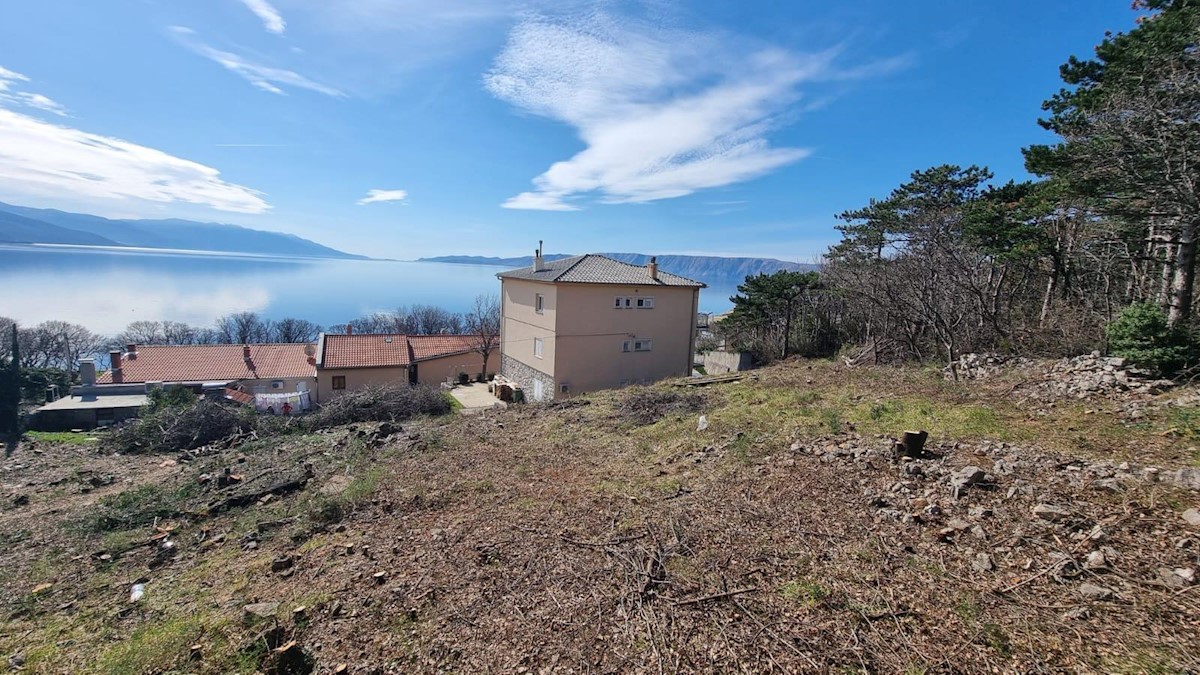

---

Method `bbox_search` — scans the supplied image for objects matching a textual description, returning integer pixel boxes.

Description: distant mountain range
[418,253,819,283]
[0,202,364,259]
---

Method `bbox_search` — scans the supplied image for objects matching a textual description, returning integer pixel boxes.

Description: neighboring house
[97,343,317,395]
[33,343,319,430]
[315,333,495,400]
[496,250,705,400]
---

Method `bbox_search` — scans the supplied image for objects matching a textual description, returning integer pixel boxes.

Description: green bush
[1106,302,1194,376]
[144,385,198,413]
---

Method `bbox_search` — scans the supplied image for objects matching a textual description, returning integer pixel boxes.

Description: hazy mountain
[417,254,577,267]
[0,202,364,259]
[0,210,119,246]
[418,252,819,283]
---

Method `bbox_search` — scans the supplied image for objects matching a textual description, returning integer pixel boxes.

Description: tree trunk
[1039,263,1059,327]
[1168,219,1196,328]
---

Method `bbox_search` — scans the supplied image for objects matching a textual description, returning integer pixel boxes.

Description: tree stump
[893,430,928,459]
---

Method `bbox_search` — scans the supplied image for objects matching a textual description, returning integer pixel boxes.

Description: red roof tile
[320,334,412,369]
[408,335,479,361]
[319,334,496,369]
[224,388,255,406]
[97,344,316,383]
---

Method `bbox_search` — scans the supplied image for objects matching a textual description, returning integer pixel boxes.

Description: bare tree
[407,304,464,334]
[214,312,272,344]
[463,294,500,379]
[19,321,103,371]
[271,318,322,343]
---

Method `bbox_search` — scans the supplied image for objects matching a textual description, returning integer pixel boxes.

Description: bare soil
[2,359,1199,673]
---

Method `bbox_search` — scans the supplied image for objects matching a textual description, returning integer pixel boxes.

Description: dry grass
[1,359,1198,672]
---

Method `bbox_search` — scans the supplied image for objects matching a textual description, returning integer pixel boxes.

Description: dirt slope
[1,360,1198,673]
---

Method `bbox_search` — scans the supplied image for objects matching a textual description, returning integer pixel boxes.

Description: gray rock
[1079,583,1113,601]
[243,601,280,620]
[950,466,988,497]
[1083,550,1106,570]
[1032,504,1073,522]
[1182,508,1200,527]
[1158,567,1188,589]
[1062,606,1090,620]
[971,553,994,573]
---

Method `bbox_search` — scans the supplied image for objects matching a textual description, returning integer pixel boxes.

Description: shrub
[1105,303,1194,376]
[303,383,451,431]
[111,398,254,453]
[144,385,198,413]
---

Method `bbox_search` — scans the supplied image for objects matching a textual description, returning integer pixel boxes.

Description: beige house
[315,333,494,401]
[497,252,705,400]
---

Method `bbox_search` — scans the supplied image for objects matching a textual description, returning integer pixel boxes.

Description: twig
[559,532,648,548]
[673,586,758,607]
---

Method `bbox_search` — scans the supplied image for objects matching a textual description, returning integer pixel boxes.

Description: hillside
[0,210,118,247]
[2,359,1198,672]
[418,252,817,283]
[0,202,364,259]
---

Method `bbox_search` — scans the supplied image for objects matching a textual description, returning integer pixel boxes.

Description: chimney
[648,256,658,280]
[125,344,137,357]
[109,350,123,383]
[80,358,96,387]
[534,240,545,272]
[345,324,353,335]
[242,344,251,360]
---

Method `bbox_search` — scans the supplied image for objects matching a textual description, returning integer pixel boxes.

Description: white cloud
[0,66,68,116]
[170,27,342,97]
[239,0,286,34]
[357,188,408,205]
[485,15,895,210]
[15,93,68,117]
[0,66,30,91]
[0,107,270,214]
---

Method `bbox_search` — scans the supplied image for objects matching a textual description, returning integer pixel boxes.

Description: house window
[332,376,346,390]
[534,338,544,358]
[636,296,654,309]
[535,294,545,314]
[622,340,631,352]
[614,296,633,309]
[634,339,653,352]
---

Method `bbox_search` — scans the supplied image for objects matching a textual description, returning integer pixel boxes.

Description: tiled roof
[96,344,316,384]
[319,334,495,369]
[320,334,412,369]
[496,254,705,287]
[224,388,255,406]
[409,335,481,361]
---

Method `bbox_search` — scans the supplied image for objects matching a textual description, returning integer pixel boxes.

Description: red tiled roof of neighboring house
[96,344,316,384]
[408,335,480,361]
[319,334,496,369]
[224,388,255,406]
[320,334,412,369]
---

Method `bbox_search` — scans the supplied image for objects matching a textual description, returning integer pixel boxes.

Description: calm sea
[0,244,739,335]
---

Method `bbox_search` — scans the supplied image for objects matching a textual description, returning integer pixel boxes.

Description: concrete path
[449,382,507,414]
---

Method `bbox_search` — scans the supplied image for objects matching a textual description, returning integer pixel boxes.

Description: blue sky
[0,1,1141,261]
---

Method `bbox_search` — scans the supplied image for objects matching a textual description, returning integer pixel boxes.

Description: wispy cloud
[239,0,286,34]
[170,26,342,97]
[485,14,903,211]
[0,107,269,214]
[0,66,29,90]
[0,66,68,116]
[357,188,408,205]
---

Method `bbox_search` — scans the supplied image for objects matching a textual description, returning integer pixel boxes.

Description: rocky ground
[1,358,1198,673]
